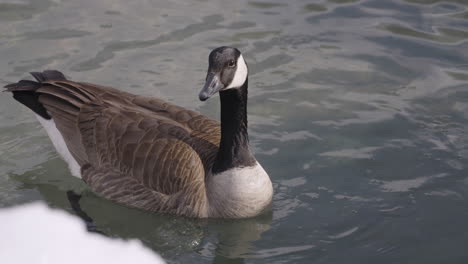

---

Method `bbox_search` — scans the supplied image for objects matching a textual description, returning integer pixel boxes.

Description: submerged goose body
[5,47,273,218]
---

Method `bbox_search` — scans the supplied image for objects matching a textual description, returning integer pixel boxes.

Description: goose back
[6,72,221,217]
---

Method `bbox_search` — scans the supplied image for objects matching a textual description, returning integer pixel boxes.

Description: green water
[1,0,468,263]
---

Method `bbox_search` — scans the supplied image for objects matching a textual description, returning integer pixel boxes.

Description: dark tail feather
[30,70,66,83]
[4,70,67,120]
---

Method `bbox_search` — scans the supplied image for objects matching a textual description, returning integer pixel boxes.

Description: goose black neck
[212,79,256,174]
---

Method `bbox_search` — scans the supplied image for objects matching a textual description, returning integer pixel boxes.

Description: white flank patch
[35,114,82,178]
[226,54,248,89]
[208,162,273,218]
[0,202,166,264]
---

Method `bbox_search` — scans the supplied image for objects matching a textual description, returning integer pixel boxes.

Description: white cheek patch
[226,54,248,89]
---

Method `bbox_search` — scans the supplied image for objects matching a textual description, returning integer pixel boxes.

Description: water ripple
[72,15,224,71]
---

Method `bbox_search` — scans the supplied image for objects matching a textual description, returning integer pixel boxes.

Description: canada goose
[4,47,273,218]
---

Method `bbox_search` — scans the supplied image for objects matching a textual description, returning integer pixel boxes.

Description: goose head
[199,46,248,101]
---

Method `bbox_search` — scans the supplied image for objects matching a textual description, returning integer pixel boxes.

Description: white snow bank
[0,202,165,264]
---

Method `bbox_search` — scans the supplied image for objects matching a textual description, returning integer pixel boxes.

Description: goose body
[5,47,273,218]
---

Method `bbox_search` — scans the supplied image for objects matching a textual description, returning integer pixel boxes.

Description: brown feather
[34,79,219,217]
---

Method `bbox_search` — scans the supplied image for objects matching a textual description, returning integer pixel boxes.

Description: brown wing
[36,79,219,216]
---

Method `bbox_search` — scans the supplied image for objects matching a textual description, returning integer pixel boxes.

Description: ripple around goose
[4,46,273,218]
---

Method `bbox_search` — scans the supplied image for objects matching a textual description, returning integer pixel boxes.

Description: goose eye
[227,60,236,68]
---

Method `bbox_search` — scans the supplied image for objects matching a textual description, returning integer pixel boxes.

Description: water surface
[1,0,468,263]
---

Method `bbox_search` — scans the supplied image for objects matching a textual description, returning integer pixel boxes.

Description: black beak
[199,73,224,101]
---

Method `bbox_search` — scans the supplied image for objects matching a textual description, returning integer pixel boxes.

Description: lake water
[1,0,468,263]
